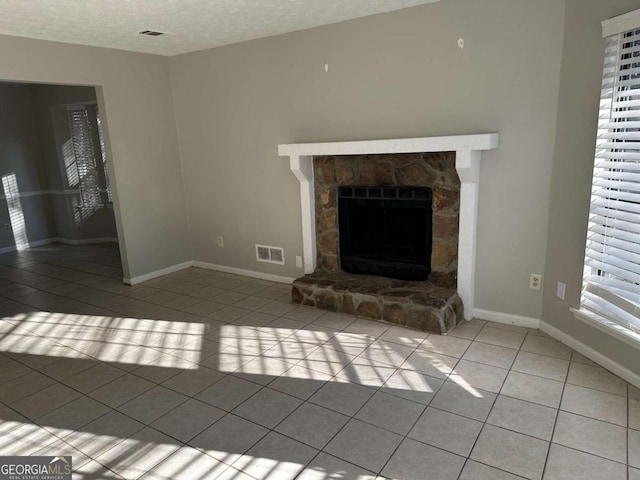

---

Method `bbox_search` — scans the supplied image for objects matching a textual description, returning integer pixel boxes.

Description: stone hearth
[292,271,463,334]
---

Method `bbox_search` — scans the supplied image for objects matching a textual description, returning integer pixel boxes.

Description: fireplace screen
[338,186,432,281]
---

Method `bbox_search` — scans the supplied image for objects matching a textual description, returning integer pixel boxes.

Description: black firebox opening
[338,186,432,281]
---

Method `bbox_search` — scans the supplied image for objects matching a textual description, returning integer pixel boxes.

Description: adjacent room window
[67,104,112,207]
[578,13,640,342]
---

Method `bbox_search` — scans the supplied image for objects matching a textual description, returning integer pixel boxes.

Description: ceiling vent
[139,30,167,37]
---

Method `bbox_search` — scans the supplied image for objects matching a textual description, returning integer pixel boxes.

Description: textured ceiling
[0,0,439,56]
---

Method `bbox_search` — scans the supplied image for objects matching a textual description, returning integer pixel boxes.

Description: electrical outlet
[529,273,542,291]
[3,223,10,232]
[557,281,566,300]
[296,256,303,268]
[217,236,224,247]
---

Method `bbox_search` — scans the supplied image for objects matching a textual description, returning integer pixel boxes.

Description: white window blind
[95,110,113,202]
[68,106,101,207]
[67,105,112,207]
[582,26,640,335]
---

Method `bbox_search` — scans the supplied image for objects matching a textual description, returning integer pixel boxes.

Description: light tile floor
[0,243,637,480]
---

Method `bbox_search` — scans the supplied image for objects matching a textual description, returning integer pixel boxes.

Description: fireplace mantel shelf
[278,133,499,158]
[278,133,500,321]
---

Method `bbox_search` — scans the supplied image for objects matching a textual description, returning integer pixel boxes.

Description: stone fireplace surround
[279,134,499,331]
[314,152,459,287]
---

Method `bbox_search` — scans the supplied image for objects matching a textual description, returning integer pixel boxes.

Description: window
[67,104,112,207]
[575,10,640,345]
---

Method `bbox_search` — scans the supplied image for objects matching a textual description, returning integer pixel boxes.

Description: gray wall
[543,0,640,378]
[0,84,53,248]
[169,0,565,318]
[0,34,191,278]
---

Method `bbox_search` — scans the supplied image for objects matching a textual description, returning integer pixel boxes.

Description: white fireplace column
[279,134,499,321]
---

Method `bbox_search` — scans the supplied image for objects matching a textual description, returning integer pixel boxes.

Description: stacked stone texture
[292,271,463,334]
[313,152,460,288]
[291,152,465,335]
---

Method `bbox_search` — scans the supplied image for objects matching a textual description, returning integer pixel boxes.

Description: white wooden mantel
[278,133,499,320]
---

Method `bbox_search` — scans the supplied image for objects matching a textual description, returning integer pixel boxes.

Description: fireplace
[314,152,458,289]
[338,186,432,281]
[278,133,499,332]
[288,151,464,333]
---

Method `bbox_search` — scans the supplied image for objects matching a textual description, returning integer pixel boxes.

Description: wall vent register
[256,244,285,265]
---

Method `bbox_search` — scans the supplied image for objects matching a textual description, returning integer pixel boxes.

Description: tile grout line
[1,254,288,325]
[245,319,400,475]
[368,321,491,477]
[540,346,572,478]
[227,314,370,474]
[453,322,528,480]
[2,306,632,430]
[0,310,537,477]
[178,313,365,474]
[9,311,632,477]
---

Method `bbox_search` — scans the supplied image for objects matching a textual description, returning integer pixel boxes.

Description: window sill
[570,307,640,350]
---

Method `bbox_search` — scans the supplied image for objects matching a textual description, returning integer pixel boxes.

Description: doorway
[0,82,122,275]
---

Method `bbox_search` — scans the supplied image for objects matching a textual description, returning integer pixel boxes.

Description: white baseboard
[0,237,118,254]
[0,238,53,254]
[473,308,540,329]
[0,242,294,287]
[540,320,640,389]
[53,237,118,245]
[193,261,295,284]
[123,261,194,285]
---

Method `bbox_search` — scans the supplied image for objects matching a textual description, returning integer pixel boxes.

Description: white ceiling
[0,0,439,56]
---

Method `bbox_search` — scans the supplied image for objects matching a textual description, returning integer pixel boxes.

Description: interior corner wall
[543,0,640,378]
[169,0,566,319]
[0,34,191,279]
[0,83,53,249]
